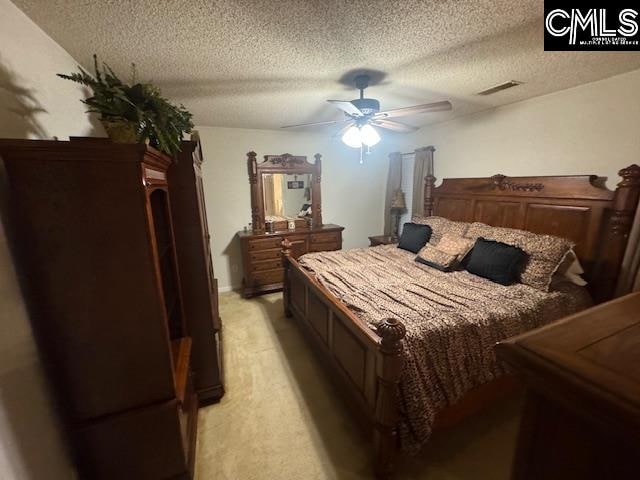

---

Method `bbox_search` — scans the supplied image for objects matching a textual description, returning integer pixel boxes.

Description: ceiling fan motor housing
[351,98,380,115]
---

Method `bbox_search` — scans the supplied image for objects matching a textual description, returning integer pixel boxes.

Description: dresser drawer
[250,249,281,262]
[309,241,340,253]
[286,234,308,243]
[248,236,282,251]
[252,258,283,272]
[285,235,308,258]
[310,232,340,244]
[250,268,283,286]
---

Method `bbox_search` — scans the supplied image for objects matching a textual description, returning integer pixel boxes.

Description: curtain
[411,146,434,217]
[616,198,640,295]
[273,174,284,216]
[263,174,284,217]
[384,152,402,236]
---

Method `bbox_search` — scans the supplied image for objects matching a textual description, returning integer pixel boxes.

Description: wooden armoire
[0,138,203,479]
[168,136,224,405]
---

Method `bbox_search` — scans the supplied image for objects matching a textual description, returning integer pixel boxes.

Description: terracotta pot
[101,119,140,144]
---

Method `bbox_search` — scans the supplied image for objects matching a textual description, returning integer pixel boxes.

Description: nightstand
[368,235,397,246]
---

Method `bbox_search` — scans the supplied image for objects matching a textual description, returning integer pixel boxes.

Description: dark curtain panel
[384,152,402,236]
[412,146,435,217]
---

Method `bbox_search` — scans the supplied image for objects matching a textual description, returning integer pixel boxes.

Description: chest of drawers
[238,224,344,298]
[497,292,640,480]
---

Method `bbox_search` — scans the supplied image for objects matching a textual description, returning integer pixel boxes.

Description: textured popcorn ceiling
[12,0,640,130]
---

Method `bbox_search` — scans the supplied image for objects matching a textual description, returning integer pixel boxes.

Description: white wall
[0,0,100,478]
[197,126,404,291]
[0,2,101,140]
[409,69,640,190]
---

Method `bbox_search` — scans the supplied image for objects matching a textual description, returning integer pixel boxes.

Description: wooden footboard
[282,239,405,478]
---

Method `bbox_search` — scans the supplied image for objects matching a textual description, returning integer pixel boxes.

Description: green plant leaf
[58,54,194,155]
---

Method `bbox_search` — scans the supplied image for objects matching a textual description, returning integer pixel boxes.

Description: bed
[281,148,640,478]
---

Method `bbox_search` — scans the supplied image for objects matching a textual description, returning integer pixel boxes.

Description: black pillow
[397,223,432,254]
[465,237,528,285]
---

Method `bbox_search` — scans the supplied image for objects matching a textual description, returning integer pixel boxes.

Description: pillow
[415,244,458,271]
[465,238,529,285]
[436,233,475,262]
[398,223,432,254]
[555,249,588,286]
[465,222,573,292]
[411,216,469,245]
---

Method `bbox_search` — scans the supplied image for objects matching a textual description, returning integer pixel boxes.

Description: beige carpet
[195,292,521,480]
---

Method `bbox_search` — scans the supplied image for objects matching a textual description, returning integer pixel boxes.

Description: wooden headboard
[419,149,640,303]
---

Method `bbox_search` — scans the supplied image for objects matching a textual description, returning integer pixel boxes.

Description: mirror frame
[247,152,322,233]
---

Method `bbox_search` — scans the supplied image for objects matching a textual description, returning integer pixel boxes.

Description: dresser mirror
[263,172,312,220]
[247,152,323,233]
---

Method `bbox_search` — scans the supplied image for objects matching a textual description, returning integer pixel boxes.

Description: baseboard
[218,284,240,293]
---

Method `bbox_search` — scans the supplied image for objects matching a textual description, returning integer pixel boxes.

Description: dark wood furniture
[0,138,198,479]
[496,292,640,480]
[281,146,640,478]
[168,135,224,405]
[239,224,344,298]
[240,151,343,297]
[248,151,322,232]
[368,235,397,246]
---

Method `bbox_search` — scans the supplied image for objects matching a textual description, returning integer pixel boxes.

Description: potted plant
[58,55,193,156]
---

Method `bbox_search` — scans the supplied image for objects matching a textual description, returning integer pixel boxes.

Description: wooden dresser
[238,224,344,297]
[496,292,640,480]
[168,137,224,405]
[1,138,197,479]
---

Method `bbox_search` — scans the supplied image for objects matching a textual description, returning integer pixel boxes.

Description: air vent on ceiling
[476,80,523,96]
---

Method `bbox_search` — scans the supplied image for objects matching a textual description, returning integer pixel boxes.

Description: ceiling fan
[281,74,452,152]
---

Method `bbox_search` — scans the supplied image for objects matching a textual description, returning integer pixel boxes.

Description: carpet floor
[195,292,521,480]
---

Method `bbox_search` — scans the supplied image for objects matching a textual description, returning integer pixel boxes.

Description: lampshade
[341,125,362,148]
[360,124,381,146]
[390,188,406,210]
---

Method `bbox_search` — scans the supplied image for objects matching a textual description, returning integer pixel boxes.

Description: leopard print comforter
[298,244,592,454]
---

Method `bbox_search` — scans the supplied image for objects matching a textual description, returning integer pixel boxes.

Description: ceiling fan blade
[375,100,452,119]
[281,118,351,129]
[371,119,418,133]
[332,121,356,138]
[327,100,363,117]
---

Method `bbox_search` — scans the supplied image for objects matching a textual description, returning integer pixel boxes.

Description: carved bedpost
[422,146,436,217]
[247,151,264,233]
[611,165,640,235]
[282,238,293,317]
[601,164,640,300]
[373,318,406,479]
[313,153,323,227]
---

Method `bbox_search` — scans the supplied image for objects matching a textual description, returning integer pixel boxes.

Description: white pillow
[560,250,587,286]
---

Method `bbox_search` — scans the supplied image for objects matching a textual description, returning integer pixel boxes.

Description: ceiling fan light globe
[342,125,362,148]
[360,124,381,146]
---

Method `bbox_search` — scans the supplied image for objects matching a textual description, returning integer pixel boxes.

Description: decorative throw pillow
[436,233,475,262]
[465,238,529,285]
[465,222,574,292]
[554,249,588,286]
[415,244,458,271]
[398,223,432,254]
[411,216,470,245]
